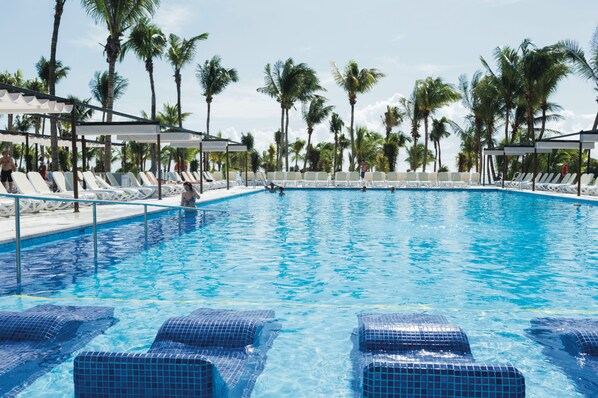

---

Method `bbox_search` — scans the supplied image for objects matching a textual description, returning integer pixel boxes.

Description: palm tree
[48,0,67,171]
[337,134,350,171]
[196,55,238,134]
[399,88,422,166]
[80,0,159,171]
[430,117,452,171]
[519,39,567,143]
[258,58,322,171]
[329,113,344,172]
[122,18,165,121]
[35,56,70,94]
[155,103,191,171]
[481,46,521,144]
[353,126,383,167]
[302,96,333,171]
[415,76,460,172]
[166,33,209,128]
[458,72,484,171]
[381,105,405,171]
[89,71,129,122]
[405,144,434,171]
[559,26,598,129]
[332,60,385,170]
[35,56,70,146]
[290,138,306,170]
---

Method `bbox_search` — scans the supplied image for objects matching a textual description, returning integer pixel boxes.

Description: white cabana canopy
[77,122,160,136]
[580,132,598,142]
[0,90,73,114]
[503,146,552,155]
[228,144,248,152]
[116,132,200,143]
[0,132,103,148]
[536,141,595,150]
[484,149,504,156]
[170,140,229,151]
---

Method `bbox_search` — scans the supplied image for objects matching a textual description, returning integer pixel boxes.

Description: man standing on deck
[0,151,16,193]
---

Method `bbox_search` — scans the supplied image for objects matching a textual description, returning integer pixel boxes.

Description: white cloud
[482,0,523,7]
[68,24,106,51]
[155,4,197,35]
[390,33,406,43]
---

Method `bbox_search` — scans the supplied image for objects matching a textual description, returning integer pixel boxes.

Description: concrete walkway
[0,186,262,244]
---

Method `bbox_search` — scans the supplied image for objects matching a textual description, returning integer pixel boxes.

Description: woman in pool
[180,182,200,208]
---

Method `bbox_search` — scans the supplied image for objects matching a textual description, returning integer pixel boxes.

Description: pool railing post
[14,196,21,289]
[502,154,506,189]
[226,143,230,190]
[144,204,149,247]
[178,208,182,235]
[532,150,538,191]
[92,202,98,259]
[578,140,582,196]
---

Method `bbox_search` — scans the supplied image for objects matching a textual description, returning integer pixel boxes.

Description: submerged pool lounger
[74,308,281,398]
[528,318,598,397]
[352,313,525,398]
[0,304,116,397]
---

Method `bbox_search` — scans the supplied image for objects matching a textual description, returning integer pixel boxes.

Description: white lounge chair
[29,171,95,201]
[315,172,329,187]
[437,172,452,187]
[82,171,129,201]
[405,172,418,187]
[386,172,406,188]
[0,183,27,216]
[547,173,576,192]
[284,172,301,187]
[347,172,360,187]
[227,171,240,186]
[12,171,67,210]
[363,172,374,187]
[536,174,561,191]
[255,171,267,186]
[95,174,154,200]
[372,172,387,187]
[334,172,348,187]
[451,172,466,188]
[417,172,433,188]
[135,172,174,196]
[563,173,593,194]
[303,171,316,187]
[146,171,184,194]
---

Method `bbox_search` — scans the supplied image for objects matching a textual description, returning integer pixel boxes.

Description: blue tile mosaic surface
[0,304,115,397]
[353,313,525,397]
[74,307,280,398]
[528,317,598,396]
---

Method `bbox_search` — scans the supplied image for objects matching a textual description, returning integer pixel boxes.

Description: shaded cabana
[536,130,597,196]
[170,139,247,191]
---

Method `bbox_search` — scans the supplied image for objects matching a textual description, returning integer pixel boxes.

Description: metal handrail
[0,192,228,291]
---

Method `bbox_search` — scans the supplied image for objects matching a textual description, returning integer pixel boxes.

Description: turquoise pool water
[2,190,598,397]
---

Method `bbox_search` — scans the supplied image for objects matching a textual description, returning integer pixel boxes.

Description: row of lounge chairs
[265,171,481,188]
[4,305,598,397]
[0,169,243,215]
[501,172,598,195]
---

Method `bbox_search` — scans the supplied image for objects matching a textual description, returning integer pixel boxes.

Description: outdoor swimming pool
[1,189,597,397]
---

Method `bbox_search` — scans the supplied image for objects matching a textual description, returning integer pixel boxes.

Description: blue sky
[1,0,597,170]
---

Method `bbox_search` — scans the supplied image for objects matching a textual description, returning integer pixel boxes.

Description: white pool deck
[0,185,595,245]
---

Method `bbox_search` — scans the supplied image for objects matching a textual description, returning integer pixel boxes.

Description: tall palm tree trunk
[277,105,284,170]
[104,53,117,172]
[285,108,290,172]
[148,59,157,173]
[437,140,442,170]
[504,107,510,144]
[593,100,598,130]
[434,140,440,173]
[303,128,312,172]
[422,116,429,172]
[538,107,548,141]
[333,133,338,172]
[49,0,65,171]
[206,97,212,134]
[349,100,356,170]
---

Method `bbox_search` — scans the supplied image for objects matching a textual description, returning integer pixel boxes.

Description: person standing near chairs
[359,160,369,187]
[0,151,16,193]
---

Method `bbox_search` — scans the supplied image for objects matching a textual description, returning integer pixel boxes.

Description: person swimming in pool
[266,182,277,193]
[279,186,285,196]
[180,181,200,208]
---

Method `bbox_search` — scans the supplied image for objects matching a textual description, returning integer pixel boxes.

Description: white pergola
[0,89,73,114]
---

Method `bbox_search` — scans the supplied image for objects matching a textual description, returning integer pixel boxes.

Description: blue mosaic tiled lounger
[74,308,281,398]
[528,317,598,396]
[0,304,116,397]
[352,313,525,397]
